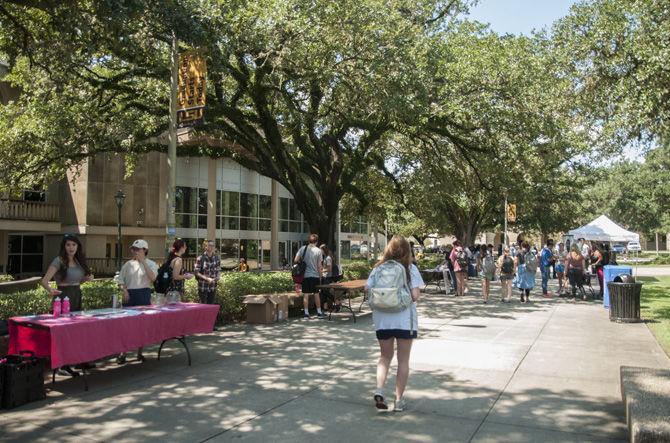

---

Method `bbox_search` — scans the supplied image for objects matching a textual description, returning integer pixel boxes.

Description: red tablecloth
[8,303,218,368]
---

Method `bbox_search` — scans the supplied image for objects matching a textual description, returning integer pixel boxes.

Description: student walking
[367,235,423,412]
[497,247,514,303]
[478,244,496,304]
[450,240,468,296]
[165,239,195,299]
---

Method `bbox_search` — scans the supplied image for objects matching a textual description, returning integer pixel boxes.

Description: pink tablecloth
[8,303,218,368]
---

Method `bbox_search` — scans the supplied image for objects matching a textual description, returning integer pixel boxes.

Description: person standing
[540,239,555,297]
[368,235,423,412]
[117,239,158,363]
[294,234,325,318]
[567,244,586,300]
[450,240,468,296]
[497,246,514,303]
[478,244,496,304]
[580,239,591,270]
[319,244,337,312]
[41,234,94,377]
[195,239,221,305]
[166,239,194,299]
[555,242,568,296]
[41,234,93,313]
[513,241,535,303]
[591,243,609,299]
[444,245,456,294]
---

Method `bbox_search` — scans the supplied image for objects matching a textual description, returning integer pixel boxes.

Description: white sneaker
[393,397,407,412]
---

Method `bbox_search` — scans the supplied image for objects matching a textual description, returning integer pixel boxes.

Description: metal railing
[0,200,59,222]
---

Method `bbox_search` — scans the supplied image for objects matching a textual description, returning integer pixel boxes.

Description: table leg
[82,367,89,391]
[52,369,56,385]
[358,291,367,313]
[158,336,192,366]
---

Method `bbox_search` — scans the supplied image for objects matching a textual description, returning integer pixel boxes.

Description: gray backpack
[525,252,538,273]
[368,260,412,313]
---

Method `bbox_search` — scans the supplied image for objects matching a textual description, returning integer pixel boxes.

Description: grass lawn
[638,276,670,356]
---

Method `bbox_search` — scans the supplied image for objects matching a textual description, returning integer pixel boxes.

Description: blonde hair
[375,235,411,282]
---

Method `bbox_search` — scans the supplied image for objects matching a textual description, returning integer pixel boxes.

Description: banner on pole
[177,51,206,127]
[507,203,517,223]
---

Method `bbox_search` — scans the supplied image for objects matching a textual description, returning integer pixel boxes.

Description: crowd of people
[435,237,615,303]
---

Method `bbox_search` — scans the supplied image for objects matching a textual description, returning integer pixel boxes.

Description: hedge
[0,272,295,322]
[0,274,13,283]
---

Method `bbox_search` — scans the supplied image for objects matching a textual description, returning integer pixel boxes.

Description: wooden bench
[620,365,670,442]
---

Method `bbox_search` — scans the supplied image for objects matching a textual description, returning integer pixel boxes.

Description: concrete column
[270,180,279,270]
[207,158,217,241]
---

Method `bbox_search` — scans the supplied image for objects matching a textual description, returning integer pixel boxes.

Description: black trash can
[607,279,643,323]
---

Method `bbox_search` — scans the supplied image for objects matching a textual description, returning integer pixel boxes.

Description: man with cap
[117,239,158,363]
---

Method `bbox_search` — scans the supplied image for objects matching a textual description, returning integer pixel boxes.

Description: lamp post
[114,189,126,270]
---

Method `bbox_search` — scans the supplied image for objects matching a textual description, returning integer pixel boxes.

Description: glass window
[217,239,239,269]
[198,188,208,215]
[259,195,271,219]
[240,217,258,231]
[222,191,240,216]
[182,238,197,257]
[280,197,289,220]
[280,220,289,232]
[221,216,239,230]
[23,189,46,202]
[175,186,197,214]
[216,190,222,215]
[340,240,351,260]
[258,219,271,232]
[288,199,299,221]
[176,214,197,228]
[240,193,258,218]
[198,215,207,229]
[290,221,302,233]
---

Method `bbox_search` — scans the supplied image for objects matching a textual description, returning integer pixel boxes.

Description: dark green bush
[342,261,373,280]
[0,274,14,282]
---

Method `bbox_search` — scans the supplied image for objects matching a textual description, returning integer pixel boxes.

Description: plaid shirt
[194,253,221,292]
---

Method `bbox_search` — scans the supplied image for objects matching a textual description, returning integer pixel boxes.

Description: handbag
[291,246,307,278]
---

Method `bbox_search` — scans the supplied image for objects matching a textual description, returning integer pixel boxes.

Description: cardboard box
[243,294,290,324]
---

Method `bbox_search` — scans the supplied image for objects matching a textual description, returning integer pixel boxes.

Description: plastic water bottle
[62,296,70,316]
[112,292,120,309]
[53,297,61,317]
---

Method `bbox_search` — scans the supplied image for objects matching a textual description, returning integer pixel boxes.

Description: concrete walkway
[3,277,670,442]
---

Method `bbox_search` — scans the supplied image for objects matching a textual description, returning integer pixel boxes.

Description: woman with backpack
[497,246,514,303]
[450,240,468,296]
[164,239,194,300]
[478,244,496,304]
[367,235,424,413]
[513,241,536,303]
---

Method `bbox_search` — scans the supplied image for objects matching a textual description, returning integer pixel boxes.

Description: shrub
[342,261,373,280]
[0,274,14,282]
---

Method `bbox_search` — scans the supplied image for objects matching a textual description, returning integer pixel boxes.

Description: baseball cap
[131,239,149,249]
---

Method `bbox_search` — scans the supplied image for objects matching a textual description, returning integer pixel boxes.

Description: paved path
[4,277,670,442]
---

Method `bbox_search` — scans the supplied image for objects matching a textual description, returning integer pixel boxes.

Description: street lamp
[114,189,126,270]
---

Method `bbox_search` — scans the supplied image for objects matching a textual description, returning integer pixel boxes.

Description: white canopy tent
[567,215,640,243]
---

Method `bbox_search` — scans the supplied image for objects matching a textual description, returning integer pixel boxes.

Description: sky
[467,0,578,35]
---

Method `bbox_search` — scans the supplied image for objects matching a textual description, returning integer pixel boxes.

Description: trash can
[607,278,642,323]
[603,265,632,308]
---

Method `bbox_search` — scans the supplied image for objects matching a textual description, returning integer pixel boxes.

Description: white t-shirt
[119,259,158,290]
[366,264,424,332]
[581,243,591,258]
